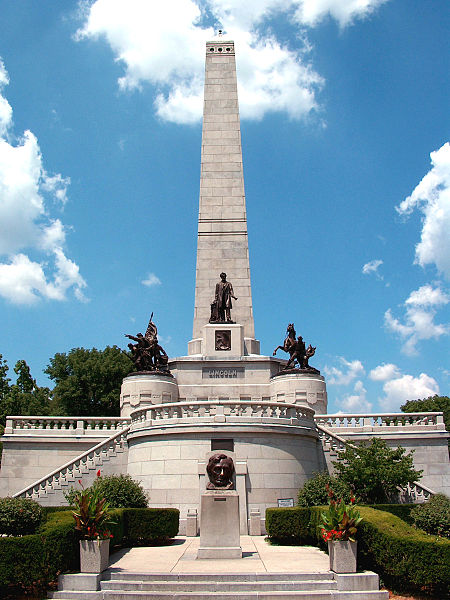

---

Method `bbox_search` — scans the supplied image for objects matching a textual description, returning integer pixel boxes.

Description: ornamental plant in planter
[72,471,115,573]
[320,485,362,573]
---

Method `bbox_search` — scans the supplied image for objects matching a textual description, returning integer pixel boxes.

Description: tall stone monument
[122,37,329,534]
[3,34,446,537]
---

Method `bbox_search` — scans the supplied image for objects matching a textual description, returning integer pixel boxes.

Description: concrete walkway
[108,536,330,574]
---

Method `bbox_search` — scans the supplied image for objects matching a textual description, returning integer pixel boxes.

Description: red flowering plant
[319,484,362,543]
[72,470,115,542]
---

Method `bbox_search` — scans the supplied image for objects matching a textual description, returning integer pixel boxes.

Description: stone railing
[4,416,131,436]
[130,400,315,428]
[13,426,130,500]
[316,423,358,456]
[397,481,435,503]
[314,412,445,429]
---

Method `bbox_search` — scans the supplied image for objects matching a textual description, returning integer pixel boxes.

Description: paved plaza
[108,536,330,574]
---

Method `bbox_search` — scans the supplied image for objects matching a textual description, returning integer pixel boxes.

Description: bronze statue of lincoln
[214,272,237,322]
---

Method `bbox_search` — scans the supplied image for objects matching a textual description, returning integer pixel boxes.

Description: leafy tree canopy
[333,437,422,504]
[0,358,52,426]
[401,395,449,434]
[44,346,133,416]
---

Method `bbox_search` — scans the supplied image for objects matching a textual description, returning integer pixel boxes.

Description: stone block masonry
[193,40,255,342]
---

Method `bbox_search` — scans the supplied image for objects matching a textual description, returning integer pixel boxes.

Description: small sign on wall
[277,498,294,508]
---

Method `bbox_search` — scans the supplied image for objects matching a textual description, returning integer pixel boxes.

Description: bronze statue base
[128,370,174,378]
[208,319,236,324]
[271,367,320,378]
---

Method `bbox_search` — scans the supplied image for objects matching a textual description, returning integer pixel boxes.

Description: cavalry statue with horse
[273,323,319,373]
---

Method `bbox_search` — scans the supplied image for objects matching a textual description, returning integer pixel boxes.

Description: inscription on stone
[202,368,244,379]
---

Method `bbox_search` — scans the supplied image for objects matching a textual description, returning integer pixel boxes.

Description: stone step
[101,580,336,592]
[100,591,387,600]
[107,573,335,582]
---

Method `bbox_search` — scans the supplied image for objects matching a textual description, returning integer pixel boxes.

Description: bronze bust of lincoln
[206,453,234,490]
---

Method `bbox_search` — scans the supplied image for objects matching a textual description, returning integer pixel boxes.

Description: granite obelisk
[191,39,258,354]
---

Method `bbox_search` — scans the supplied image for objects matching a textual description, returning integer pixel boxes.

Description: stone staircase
[13,426,130,504]
[51,571,389,599]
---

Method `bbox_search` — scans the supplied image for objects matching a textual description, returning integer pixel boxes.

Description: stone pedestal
[198,490,242,559]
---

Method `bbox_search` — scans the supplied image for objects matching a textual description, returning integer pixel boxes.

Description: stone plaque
[202,367,244,379]
[215,330,231,351]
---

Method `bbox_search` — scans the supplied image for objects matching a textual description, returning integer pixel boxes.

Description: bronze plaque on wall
[215,330,231,351]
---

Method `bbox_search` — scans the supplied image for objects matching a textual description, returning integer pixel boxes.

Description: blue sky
[0,0,448,414]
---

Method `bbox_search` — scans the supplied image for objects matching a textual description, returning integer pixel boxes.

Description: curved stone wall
[120,374,179,418]
[270,372,328,413]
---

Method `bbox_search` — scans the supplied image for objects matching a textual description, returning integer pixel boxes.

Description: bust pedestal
[197,490,242,559]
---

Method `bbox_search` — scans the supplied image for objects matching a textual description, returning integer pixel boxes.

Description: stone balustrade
[314,412,444,429]
[13,427,130,500]
[130,400,315,429]
[4,416,131,435]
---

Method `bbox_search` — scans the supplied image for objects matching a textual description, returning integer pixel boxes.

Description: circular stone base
[128,370,174,378]
[271,367,320,378]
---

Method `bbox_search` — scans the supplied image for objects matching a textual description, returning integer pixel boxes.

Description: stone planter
[80,539,110,573]
[328,540,357,573]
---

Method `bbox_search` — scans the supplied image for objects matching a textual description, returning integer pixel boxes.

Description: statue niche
[206,453,235,490]
[273,323,320,374]
[125,313,172,376]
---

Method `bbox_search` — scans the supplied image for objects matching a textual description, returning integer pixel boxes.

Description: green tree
[45,346,133,416]
[333,438,422,504]
[401,395,449,438]
[0,354,10,401]
[0,360,51,425]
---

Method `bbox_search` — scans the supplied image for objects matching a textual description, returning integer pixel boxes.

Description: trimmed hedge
[0,507,179,596]
[0,510,78,593]
[266,506,450,597]
[123,508,179,544]
[366,503,415,525]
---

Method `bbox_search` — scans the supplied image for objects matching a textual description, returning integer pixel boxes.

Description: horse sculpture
[273,323,319,373]
[273,323,296,357]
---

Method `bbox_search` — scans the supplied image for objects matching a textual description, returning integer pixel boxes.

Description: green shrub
[0,507,179,596]
[92,474,148,508]
[410,494,450,538]
[265,506,450,597]
[357,506,450,597]
[65,474,148,508]
[0,497,42,536]
[265,507,312,544]
[0,510,78,595]
[297,472,353,506]
[367,503,415,524]
[124,508,179,544]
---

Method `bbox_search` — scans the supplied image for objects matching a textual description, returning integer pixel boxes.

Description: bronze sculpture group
[125,278,318,376]
[125,313,171,375]
[273,323,319,373]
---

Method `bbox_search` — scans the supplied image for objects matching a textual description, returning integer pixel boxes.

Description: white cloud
[369,363,401,381]
[405,284,449,307]
[0,61,86,305]
[76,0,389,125]
[0,59,12,137]
[293,0,389,27]
[384,284,449,355]
[396,142,450,279]
[341,379,373,412]
[362,258,383,278]
[142,273,161,287]
[379,372,439,412]
[324,357,365,385]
